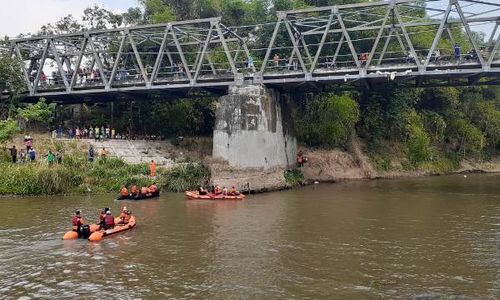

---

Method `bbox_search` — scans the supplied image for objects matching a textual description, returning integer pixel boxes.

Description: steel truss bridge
[6,0,500,100]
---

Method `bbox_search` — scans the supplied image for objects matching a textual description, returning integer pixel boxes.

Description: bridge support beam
[213,85,296,170]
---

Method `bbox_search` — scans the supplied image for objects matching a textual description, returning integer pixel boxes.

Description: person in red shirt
[103,210,115,230]
[71,210,84,232]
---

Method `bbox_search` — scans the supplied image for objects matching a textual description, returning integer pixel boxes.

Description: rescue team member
[198,186,208,195]
[130,185,139,197]
[72,210,84,233]
[120,186,129,198]
[103,210,115,230]
[149,160,156,177]
[149,183,158,194]
[229,186,240,196]
[118,207,131,225]
[214,185,222,195]
[98,208,109,228]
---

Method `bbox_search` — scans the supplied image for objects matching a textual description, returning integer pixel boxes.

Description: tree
[17,98,56,129]
[0,55,25,96]
[298,92,359,149]
[405,110,431,166]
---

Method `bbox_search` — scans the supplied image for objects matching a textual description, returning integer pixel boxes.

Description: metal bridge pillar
[212,84,296,169]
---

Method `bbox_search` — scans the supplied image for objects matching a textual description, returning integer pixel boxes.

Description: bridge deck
[5,0,500,100]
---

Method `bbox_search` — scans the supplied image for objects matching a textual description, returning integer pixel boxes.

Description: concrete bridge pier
[210,85,297,191]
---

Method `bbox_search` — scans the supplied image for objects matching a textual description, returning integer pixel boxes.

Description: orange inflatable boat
[185,191,246,200]
[88,216,136,242]
[62,224,100,240]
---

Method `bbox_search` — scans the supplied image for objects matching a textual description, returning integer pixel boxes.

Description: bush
[0,119,20,143]
[297,92,360,149]
[157,162,209,192]
[405,110,431,167]
[284,169,304,186]
[17,98,56,129]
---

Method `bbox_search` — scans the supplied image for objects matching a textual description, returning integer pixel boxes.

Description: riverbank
[0,134,209,195]
[2,134,499,195]
[211,137,500,193]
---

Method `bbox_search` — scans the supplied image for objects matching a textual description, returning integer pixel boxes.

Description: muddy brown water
[0,174,499,299]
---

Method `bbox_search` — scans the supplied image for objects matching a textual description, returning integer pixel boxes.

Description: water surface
[0,174,499,299]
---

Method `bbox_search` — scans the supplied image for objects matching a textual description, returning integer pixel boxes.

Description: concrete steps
[88,139,175,166]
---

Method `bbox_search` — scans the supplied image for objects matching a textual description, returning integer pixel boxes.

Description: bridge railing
[7,0,500,97]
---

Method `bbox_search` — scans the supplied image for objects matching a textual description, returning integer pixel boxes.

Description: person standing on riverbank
[94,126,100,141]
[9,146,17,163]
[88,146,95,162]
[47,150,55,165]
[25,137,33,153]
[150,160,156,178]
[99,147,109,159]
[28,148,36,161]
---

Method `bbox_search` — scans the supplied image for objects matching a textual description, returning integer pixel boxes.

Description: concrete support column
[213,84,296,169]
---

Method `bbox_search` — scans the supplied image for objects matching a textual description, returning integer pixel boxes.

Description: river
[0,174,499,299]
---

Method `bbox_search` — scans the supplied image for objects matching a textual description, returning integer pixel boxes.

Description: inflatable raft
[185,191,246,200]
[62,224,100,240]
[88,216,136,242]
[117,191,160,200]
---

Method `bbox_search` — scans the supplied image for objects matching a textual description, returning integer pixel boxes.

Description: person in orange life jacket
[149,183,158,194]
[120,186,129,197]
[140,186,149,196]
[229,186,240,196]
[118,207,131,225]
[130,184,139,197]
[103,210,115,230]
[149,160,156,177]
[214,185,222,195]
[222,187,228,195]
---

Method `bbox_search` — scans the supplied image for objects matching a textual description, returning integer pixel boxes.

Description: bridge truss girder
[6,0,500,100]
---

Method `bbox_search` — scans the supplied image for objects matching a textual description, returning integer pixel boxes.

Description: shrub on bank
[157,162,209,192]
[0,157,209,195]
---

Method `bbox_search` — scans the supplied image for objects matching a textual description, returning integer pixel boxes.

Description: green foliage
[422,110,446,143]
[157,163,210,192]
[448,117,485,157]
[17,98,56,128]
[469,101,500,150]
[140,0,175,23]
[284,169,304,186]
[297,92,359,149]
[420,155,461,174]
[371,155,392,172]
[0,55,26,97]
[405,110,431,167]
[0,119,20,143]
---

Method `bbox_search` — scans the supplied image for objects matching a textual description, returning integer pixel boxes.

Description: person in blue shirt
[28,148,36,161]
[454,43,461,61]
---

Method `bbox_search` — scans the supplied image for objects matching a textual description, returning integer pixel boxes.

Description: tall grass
[0,156,209,195]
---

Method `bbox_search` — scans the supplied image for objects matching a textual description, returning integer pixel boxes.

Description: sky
[0,0,138,38]
[0,0,497,39]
